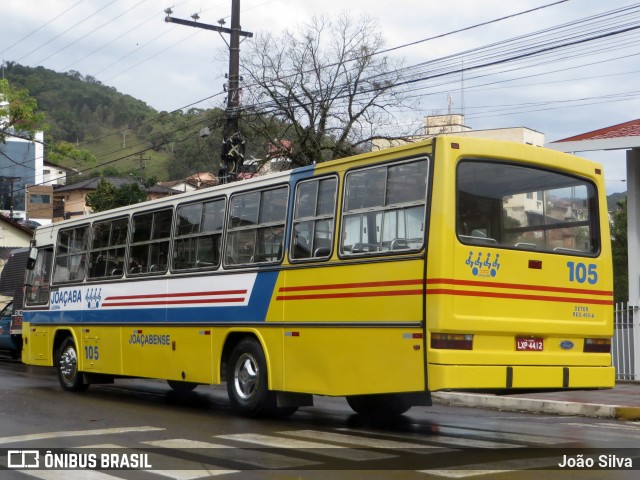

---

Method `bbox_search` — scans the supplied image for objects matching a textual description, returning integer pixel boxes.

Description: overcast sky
[2,0,639,192]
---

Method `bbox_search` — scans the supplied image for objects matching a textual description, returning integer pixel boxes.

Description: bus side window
[341,159,428,255]
[128,209,173,275]
[290,176,337,261]
[88,217,128,279]
[173,198,225,271]
[53,226,89,283]
[225,186,288,266]
[25,247,53,306]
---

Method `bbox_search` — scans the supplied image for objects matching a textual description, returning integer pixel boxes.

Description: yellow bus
[21,136,614,417]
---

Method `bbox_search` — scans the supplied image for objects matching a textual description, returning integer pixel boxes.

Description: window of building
[30,194,51,204]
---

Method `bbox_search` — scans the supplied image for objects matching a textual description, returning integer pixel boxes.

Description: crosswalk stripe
[337,428,517,449]
[149,469,235,479]
[563,422,640,432]
[423,457,559,478]
[11,471,121,480]
[215,433,395,461]
[144,438,320,469]
[435,425,551,446]
[0,427,164,445]
[281,429,438,451]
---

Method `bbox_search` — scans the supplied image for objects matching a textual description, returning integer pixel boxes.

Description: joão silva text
[558,454,632,469]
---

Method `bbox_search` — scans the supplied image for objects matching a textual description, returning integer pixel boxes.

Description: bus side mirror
[26,247,38,270]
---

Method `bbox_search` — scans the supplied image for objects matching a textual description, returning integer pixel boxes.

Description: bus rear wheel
[346,394,412,417]
[56,337,89,392]
[227,337,276,417]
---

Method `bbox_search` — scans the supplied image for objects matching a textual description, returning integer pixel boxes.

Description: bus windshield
[457,159,599,255]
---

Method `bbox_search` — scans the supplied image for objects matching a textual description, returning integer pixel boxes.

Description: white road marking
[281,429,438,451]
[145,438,319,469]
[10,471,122,480]
[0,426,164,445]
[216,433,394,461]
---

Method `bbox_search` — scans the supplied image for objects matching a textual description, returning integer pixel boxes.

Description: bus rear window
[457,160,599,255]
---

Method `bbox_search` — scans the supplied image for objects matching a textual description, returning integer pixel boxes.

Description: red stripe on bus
[105,290,248,301]
[279,279,423,292]
[277,289,423,301]
[427,278,612,296]
[102,298,246,307]
[426,288,613,305]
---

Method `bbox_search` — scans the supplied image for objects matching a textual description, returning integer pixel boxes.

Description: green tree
[610,200,628,304]
[0,78,45,142]
[241,12,416,166]
[1,78,95,165]
[86,177,148,213]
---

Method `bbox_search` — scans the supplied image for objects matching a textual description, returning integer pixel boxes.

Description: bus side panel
[279,260,426,396]
[22,322,51,365]
[120,325,214,383]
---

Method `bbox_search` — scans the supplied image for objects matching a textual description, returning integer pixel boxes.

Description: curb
[432,392,640,420]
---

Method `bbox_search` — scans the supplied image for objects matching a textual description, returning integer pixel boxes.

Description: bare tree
[241,13,416,167]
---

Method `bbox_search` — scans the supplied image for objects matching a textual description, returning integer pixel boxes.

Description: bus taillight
[584,338,611,353]
[431,333,473,350]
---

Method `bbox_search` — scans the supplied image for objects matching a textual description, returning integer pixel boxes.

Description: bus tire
[227,337,274,417]
[346,394,411,417]
[167,380,198,392]
[56,337,89,392]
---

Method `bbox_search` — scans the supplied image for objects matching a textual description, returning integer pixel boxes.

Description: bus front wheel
[56,337,89,392]
[227,337,274,416]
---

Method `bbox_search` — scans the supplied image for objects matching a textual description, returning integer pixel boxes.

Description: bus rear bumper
[428,364,615,391]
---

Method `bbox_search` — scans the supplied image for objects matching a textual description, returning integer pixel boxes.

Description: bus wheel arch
[55,333,89,392]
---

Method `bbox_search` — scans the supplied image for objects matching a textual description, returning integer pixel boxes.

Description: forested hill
[4,62,152,143]
[2,62,231,181]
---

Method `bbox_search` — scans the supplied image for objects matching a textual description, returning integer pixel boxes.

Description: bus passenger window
[290,176,337,261]
[128,208,173,275]
[340,158,428,256]
[226,186,288,266]
[53,226,89,283]
[173,198,225,271]
[25,248,53,306]
[88,218,128,279]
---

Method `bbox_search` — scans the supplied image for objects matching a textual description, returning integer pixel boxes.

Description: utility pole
[165,0,253,184]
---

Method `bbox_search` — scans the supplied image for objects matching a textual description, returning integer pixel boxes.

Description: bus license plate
[516,337,543,351]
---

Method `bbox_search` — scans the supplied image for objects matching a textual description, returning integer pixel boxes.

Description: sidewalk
[432,382,640,420]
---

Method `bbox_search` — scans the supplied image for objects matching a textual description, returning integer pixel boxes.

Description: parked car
[0,301,20,358]
[17,219,41,230]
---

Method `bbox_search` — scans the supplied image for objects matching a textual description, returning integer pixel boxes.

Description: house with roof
[53,176,178,221]
[547,118,640,381]
[157,172,219,193]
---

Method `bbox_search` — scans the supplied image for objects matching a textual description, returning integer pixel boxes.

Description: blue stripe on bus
[24,270,280,325]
